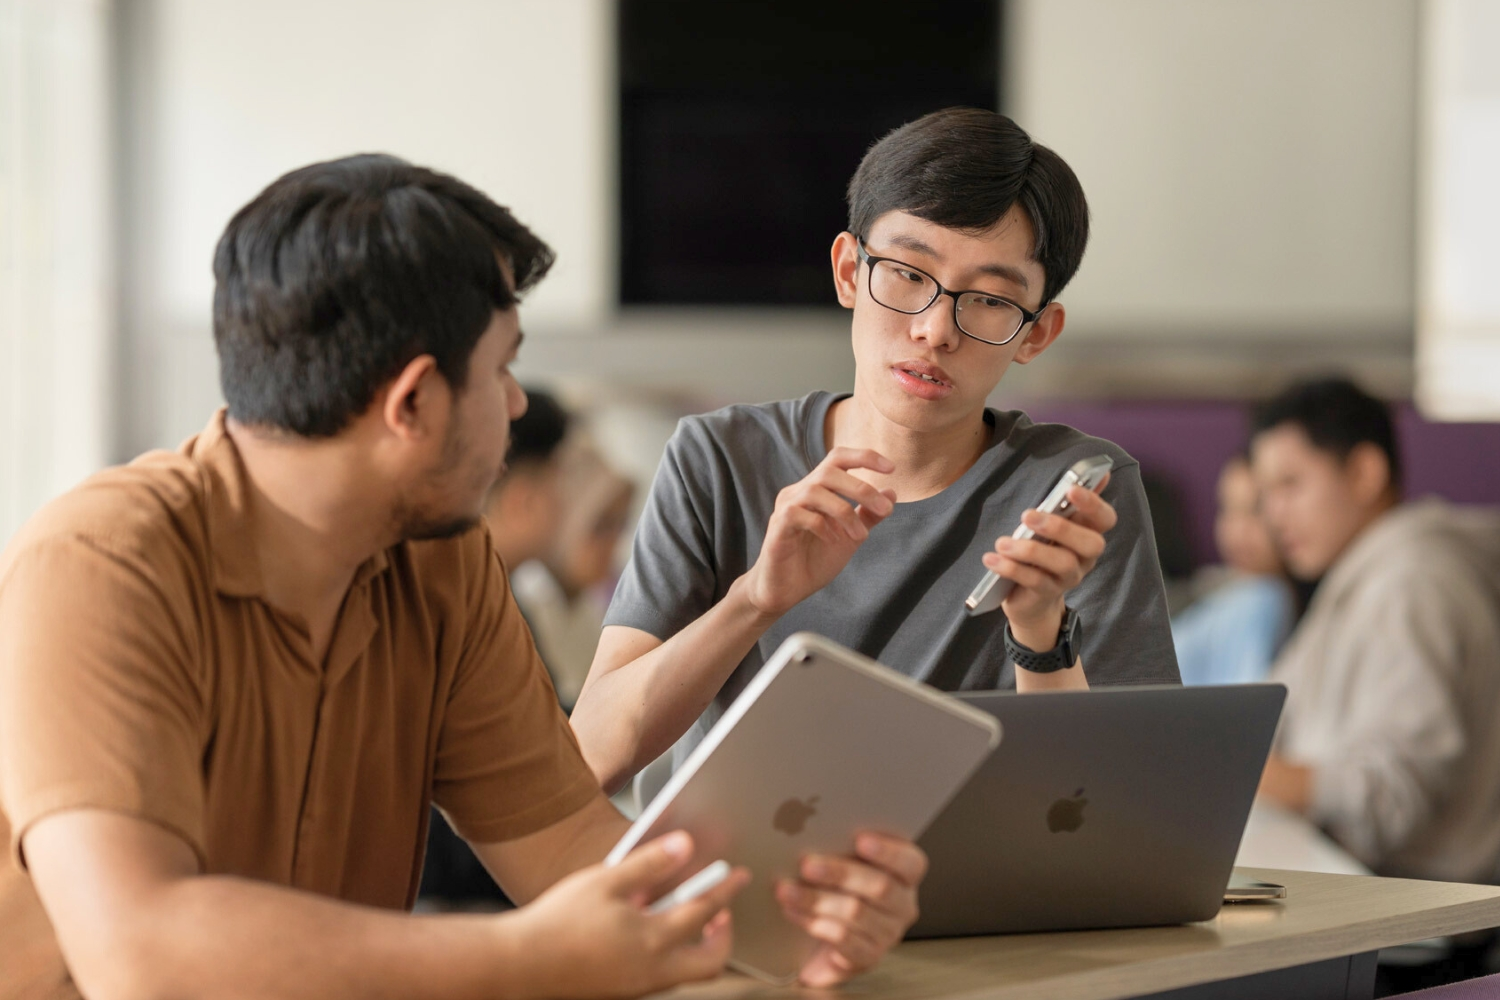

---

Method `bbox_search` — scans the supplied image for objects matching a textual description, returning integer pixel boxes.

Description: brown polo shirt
[0,411,603,999]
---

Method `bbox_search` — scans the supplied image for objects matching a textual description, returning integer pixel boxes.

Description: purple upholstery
[1022,400,1500,569]
[1393,973,1500,998]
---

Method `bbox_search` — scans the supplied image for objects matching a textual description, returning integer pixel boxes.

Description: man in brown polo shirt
[0,156,925,999]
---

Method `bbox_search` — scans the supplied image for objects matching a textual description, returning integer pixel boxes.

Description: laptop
[908,683,1285,938]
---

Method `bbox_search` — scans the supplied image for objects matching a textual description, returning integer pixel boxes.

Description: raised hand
[986,477,1117,652]
[741,447,897,618]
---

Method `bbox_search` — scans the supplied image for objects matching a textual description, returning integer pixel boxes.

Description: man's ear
[831,232,861,309]
[1346,442,1394,507]
[379,354,445,442]
[1012,302,1066,365]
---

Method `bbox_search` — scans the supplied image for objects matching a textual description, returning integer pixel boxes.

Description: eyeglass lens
[868,258,1024,345]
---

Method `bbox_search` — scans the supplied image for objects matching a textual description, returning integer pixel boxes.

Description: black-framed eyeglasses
[856,239,1043,346]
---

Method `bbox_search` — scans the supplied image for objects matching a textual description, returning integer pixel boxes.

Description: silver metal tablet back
[909,683,1285,938]
[607,633,1000,983]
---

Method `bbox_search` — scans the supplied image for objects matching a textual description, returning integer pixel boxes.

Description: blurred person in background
[0,154,919,1000]
[481,386,570,591]
[571,108,1181,926]
[512,439,636,711]
[1252,378,1500,884]
[1171,454,1297,685]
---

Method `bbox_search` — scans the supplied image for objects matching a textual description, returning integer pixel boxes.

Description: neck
[227,420,394,616]
[826,394,991,502]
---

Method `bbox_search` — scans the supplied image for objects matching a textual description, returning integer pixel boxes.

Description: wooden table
[657,868,1500,1000]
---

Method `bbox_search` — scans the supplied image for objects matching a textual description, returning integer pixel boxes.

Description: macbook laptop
[908,683,1285,938]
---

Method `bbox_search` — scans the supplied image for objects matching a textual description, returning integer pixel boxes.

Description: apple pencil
[647,859,732,915]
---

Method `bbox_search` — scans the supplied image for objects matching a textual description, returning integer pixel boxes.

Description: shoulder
[671,393,827,463]
[991,410,1140,473]
[1346,502,1500,607]
[988,411,1143,506]
[0,450,209,591]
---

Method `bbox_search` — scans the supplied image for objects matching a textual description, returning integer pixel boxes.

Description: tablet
[605,632,1001,984]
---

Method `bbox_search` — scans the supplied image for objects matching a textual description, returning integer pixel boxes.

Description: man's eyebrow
[886,233,942,258]
[509,330,526,358]
[976,263,1030,291]
[882,233,1031,291]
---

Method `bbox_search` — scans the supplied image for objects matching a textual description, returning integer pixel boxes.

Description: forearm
[1015,657,1089,691]
[75,875,548,1000]
[573,576,777,794]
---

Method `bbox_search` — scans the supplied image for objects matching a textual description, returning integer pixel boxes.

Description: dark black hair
[846,107,1090,306]
[213,153,555,437]
[506,387,570,469]
[1250,377,1402,489]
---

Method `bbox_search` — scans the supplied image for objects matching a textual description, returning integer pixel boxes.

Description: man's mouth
[902,369,948,386]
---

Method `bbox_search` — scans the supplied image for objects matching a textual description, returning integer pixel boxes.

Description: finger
[778,506,845,548]
[854,833,928,887]
[656,867,751,945]
[822,446,895,476]
[783,907,884,972]
[776,880,905,944]
[1063,480,1118,533]
[797,855,908,913]
[996,537,1085,587]
[799,946,859,989]
[1018,511,1106,564]
[608,831,694,896]
[663,910,735,985]
[813,468,896,519]
[780,481,869,542]
[981,554,1061,595]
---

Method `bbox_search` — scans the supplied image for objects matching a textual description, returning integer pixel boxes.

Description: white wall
[0,0,114,544]
[1416,0,1500,420]
[1009,0,1417,344]
[120,0,613,453]
[119,0,1425,456]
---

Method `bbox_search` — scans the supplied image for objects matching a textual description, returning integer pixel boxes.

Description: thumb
[607,831,695,897]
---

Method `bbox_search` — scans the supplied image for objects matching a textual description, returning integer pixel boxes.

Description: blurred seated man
[512,440,636,710]
[1171,455,1296,685]
[1252,378,1500,882]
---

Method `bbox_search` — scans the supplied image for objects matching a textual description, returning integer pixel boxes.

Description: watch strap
[1005,607,1081,674]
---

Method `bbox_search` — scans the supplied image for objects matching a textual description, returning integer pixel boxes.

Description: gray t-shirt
[605,391,1180,767]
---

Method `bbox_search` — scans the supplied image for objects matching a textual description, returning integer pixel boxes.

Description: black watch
[1005,606,1082,673]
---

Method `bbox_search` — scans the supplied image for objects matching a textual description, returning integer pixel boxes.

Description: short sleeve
[431,536,602,844]
[1071,462,1182,686]
[603,422,720,641]
[0,539,206,867]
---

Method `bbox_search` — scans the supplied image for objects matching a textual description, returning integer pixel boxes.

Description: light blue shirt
[1172,575,1294,686]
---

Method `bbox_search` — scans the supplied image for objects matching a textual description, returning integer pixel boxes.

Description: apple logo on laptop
[773,796,819,835]
[1047,788,1087,833]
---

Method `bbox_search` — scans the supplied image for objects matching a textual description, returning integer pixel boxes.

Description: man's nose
[910,293,962,349]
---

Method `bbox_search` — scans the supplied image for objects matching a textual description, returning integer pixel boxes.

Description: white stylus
[647,859,732,914]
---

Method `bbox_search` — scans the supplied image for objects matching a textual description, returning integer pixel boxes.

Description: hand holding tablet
[607,633,1000,984]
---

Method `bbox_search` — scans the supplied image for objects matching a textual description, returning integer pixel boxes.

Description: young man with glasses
[570,109,1181,980]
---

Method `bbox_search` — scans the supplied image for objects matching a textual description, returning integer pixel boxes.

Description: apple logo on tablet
[773,796,819,835]
[1047,789,1087,833]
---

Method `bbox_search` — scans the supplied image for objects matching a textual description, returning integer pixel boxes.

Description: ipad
[606,632,1001,984]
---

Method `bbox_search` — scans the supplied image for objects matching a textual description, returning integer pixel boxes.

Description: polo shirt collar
[191,409,390,599]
